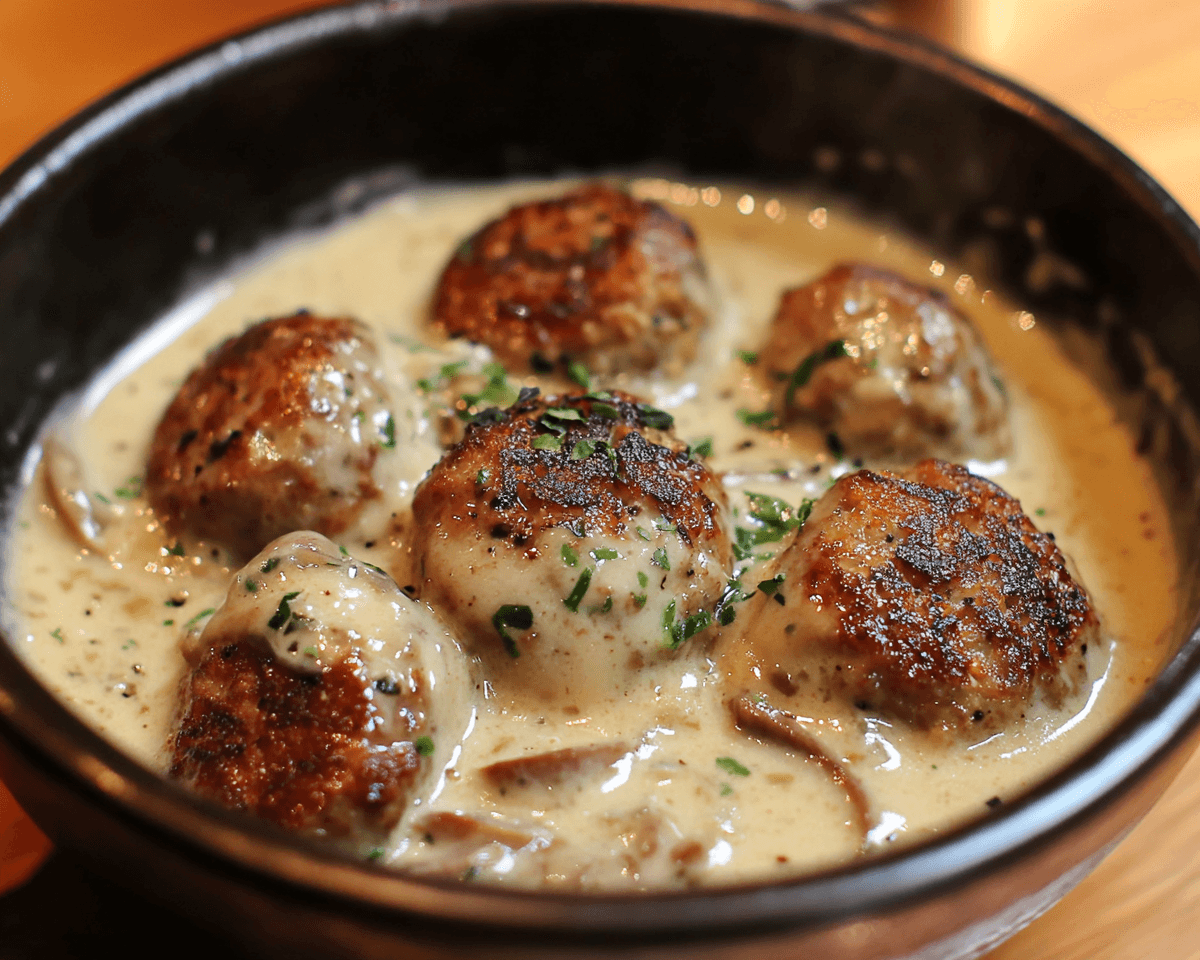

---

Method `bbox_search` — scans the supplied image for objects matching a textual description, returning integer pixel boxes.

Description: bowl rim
[2,0,1200,940]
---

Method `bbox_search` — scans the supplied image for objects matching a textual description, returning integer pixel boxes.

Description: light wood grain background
[1,2,1199,958]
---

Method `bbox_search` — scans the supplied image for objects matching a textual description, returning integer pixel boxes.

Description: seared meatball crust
[432,184,713,375]
[147,312,394,561]
[170,532,470,837]
[761,264,1009,460]
[411,389,734,704]
[725,460,1096,730]
[172,642,421,835]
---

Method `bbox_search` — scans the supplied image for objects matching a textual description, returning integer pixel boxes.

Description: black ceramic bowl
[3,2,1200,957]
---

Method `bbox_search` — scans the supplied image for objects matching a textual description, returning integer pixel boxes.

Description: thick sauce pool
[5,179,1180,889]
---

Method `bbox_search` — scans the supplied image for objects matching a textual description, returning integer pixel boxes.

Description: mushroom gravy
[4,179,1180,888]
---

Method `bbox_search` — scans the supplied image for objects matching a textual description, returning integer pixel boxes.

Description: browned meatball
[146,312,396,561]
[432,184,714,375]
[722,460,1096,730]
[411,389,734,705]
[170,532,471,838]
[760,264,1009,459]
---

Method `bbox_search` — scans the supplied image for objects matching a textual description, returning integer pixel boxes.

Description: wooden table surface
[2,2,1199,958]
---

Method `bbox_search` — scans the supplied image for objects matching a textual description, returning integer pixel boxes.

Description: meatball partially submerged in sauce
[432,184,715,376]
[147,312,402,561]
[411,389,734,705]
[722,460,1096,731]
[170,532,472,838]
[760,264,1009,460]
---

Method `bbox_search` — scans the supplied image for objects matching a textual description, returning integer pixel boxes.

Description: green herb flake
[688,437,714,458]
[93,491,111,505]
[389,334,434,353]
[635,403,674,431]
[1035,507,1046,517]
[564,568,593,612]
[591,402,620,420]
[532,433,562,451]
[561,544,579,567]
[661,600,677,643]
[186,607,217,630]
[782,339,848,407]
[568,361,591,390]
[636,527,651,541]
[415,735,435,757]
[757,574,785,597]
[736,408,776,429]
[380,413,397,449]
[720,782,734,796]
[636,571,649,588]
[587,596,614,615]
[653,519,676,533]
[245,578,259,593]
[367,848,385,861]
[737,350,758,365]
[114,475,144,499]
[50,627,64,644]
[476,468,491,487]
[716,756,750,777]
[167,541,186,557]
[303,646,319,658]
[267,593,300,631]
[163,619,175,627]
[570,439,596,460]
[261,557,281,573]
[590,548,619,561]
[338,544,349,556]
[492,604,533,658]
[651,547,671,571]
[544,406,585,424]
[632,593,648,608]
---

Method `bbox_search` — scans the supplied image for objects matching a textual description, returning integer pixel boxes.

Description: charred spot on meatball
[146,313,396,561]
[411,390,734,704]
[432,184,714,376]
[760,264,1009,460]
[723,459,1096,731]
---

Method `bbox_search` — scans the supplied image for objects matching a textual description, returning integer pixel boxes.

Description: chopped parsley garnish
[757,574,785,597]
[782,339,848,407]
[543,406,585,426]
[720,782,734,796]
[1035,507,1046,517]
[186,607,217,630]
[267,593,300,631]
[374,677,400,695]
[653,519,676,532]
[475,468,491,487]
[261,557,281,573]
[587,596,614,615]
[632,593,647,608]
[826,431,844,460]
[666,608,713,649]
[114,475,144,499]
[590,548,619,561]
[415,735,435,756]
[416,360,467,393]
[380,413,397,449]
[732,493,815,561]
[93,491,111,505]
[570,439,595,460]
[716,756,750,777]
[367,848,385,861]
[532,433,562,451]
[651,547,671,571]
[389,334,434,352]
[568,361,591,389]
[737,350,758,365]
[635,403,674,430]
[561,544,579,567]
[636,571,649,588]
[715,578,755,625]
[564,568,593,612]
[165,597,186,608]
[688,437,713,458]
[492,604,533,658]
[166,541,186,557]
[636,527,651,541]
[303,646,319,658]
[591,402,620,420]
[245,578,259,593]
[339,544,349,556]
[461,362,518,413]
[50,627,64,644]
[736,408,776,429]
[162,619,174,627]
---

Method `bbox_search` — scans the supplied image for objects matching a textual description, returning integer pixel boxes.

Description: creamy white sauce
[5,179,1180,889]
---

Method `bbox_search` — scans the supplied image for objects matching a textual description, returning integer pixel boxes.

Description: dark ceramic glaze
[2,2,1200,958]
